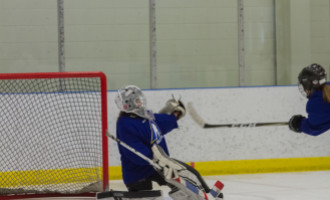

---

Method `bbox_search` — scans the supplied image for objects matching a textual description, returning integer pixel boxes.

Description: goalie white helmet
[115,85,154,119]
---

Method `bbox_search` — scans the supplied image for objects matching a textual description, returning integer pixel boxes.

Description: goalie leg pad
[97,190,164,200]
[152,145,209,200]
[166,178,207,200]
[152,144,186,180]
[169,188,191,200]
[174,159,210,193]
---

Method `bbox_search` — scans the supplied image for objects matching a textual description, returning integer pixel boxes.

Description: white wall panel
[107,86,330,166]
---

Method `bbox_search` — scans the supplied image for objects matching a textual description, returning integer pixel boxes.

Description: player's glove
[288,115,304,133]
[159,96,186,120]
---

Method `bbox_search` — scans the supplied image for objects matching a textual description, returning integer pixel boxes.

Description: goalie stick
[106,131,223,200]
[106,131,161,170]
[187,102,288,128]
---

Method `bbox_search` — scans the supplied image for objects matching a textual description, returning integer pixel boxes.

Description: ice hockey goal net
[0,72,108,199]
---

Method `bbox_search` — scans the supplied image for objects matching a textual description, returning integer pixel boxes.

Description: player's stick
[187,102,288,128]
[106,131,222,200]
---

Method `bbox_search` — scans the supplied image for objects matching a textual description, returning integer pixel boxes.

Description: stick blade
[187,102,206,128]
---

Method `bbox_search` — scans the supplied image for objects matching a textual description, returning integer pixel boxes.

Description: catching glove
[159,97,186,120]
[288,115,304,133]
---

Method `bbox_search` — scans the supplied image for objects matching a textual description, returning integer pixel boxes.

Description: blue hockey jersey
[116,112,178,185]
[300,89,330,136]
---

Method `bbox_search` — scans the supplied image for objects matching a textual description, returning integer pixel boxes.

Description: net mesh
[0,75,106,197]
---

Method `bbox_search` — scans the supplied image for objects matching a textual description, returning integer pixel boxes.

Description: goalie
[115,85,224,200]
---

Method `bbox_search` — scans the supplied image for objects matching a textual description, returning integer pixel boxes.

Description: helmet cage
[115,85,147,117]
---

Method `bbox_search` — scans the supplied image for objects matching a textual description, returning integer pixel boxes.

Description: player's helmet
[115,85,149,118]
[298,63,327,98]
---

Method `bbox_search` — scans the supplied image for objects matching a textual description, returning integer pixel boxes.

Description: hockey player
[289,63,330,136]
[115,85,223,200]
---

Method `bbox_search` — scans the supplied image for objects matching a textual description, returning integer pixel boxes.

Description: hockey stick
[106,131,223,200]
[187,102,288,128]
[106,131,161,170]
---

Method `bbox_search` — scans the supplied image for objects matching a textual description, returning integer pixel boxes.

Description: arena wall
[107,86,330,179]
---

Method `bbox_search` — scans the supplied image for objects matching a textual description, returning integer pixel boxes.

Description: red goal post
[0,71,109,199]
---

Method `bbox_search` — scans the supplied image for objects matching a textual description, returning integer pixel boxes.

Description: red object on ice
[214,180,225,190]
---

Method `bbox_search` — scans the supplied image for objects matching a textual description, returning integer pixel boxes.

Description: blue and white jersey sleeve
[154,113,178,135]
